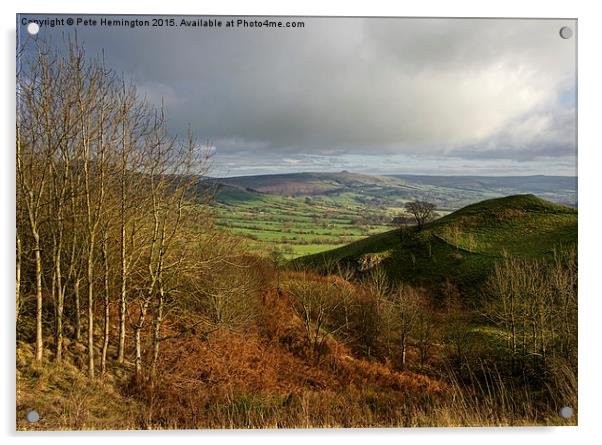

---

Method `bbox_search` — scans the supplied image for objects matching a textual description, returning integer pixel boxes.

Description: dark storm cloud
[21,15,576,172]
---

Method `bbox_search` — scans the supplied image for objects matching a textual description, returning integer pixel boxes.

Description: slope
[293,194,577,298]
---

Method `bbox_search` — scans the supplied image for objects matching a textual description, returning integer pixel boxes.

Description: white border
[2,1,601,444]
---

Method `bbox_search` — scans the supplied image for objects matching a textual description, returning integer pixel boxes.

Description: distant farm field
[213,190,396,258]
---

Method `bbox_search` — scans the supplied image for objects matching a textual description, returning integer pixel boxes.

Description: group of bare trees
[283,266,437,369]
[16,42,212,381]
[365,270,436,369]
[289,242,577,380]
[483,247,578,373]
[285,278,349,354]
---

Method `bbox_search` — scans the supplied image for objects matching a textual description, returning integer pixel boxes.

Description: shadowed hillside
[294,195,577,299]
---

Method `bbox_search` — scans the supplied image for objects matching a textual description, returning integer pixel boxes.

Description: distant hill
[388,174,577,208]
[293,194,577,299]
[216,172,576,210]
[219,171,406,195]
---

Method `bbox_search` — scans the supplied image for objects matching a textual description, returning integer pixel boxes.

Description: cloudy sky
[20,15,577,177]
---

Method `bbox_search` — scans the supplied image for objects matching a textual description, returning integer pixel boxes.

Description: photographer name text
[20,16,306,30]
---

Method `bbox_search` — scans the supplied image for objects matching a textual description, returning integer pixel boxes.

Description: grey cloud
[23,15,576,172]
[451,105,576,161]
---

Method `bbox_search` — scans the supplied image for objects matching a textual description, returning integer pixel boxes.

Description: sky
[18,15,577,177]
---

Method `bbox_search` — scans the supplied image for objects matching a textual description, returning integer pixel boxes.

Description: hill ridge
[294,194,577,297]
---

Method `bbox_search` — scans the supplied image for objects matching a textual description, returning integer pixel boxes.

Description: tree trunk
[33,231,43,362]
[55,260,64,364]
[101,236,110,374]
[401,340,407,369]
[117,224,127,364]
[134,297,151,382]
[87,234,96,378]
[150,289,165,382]
[16,235,21,322]
[54,228,65,363]
[74,278,81,343]
[134,325,142,381]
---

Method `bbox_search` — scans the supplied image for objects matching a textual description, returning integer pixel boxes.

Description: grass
[16,273,577,429]
[295,195,578,298]
[16,342,146,430]
[431,194,577,256]
[212,187,394,258]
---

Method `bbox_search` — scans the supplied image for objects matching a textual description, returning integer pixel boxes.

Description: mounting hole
[26,22,40,35]
[559,406,574,419]
[559,26,573,39]
[26,410,40,423]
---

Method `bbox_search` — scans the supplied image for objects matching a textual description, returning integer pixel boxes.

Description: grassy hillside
[294,194,577,298]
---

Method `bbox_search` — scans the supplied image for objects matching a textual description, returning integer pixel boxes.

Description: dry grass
[136,285,446,428]
[16,343,146,430]
[16,274,576,429]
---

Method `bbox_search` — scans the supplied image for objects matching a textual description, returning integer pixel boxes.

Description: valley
[211,172,577,259]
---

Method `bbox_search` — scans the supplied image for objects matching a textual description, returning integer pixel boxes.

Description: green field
[213,186,397,258]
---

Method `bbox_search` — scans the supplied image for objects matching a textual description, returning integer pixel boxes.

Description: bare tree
[115,80,150,364]
[148,131,212,382]
[404,200,437,230]
[16,49,59,362]
[100,231,111,374]
[391,285,423,369]
[130,107,190,381]
[286,278,345,355]
[414,305,436,370]
[76,52,115,378]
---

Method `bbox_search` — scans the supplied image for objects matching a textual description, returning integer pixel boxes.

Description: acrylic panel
[16,14,577,430]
